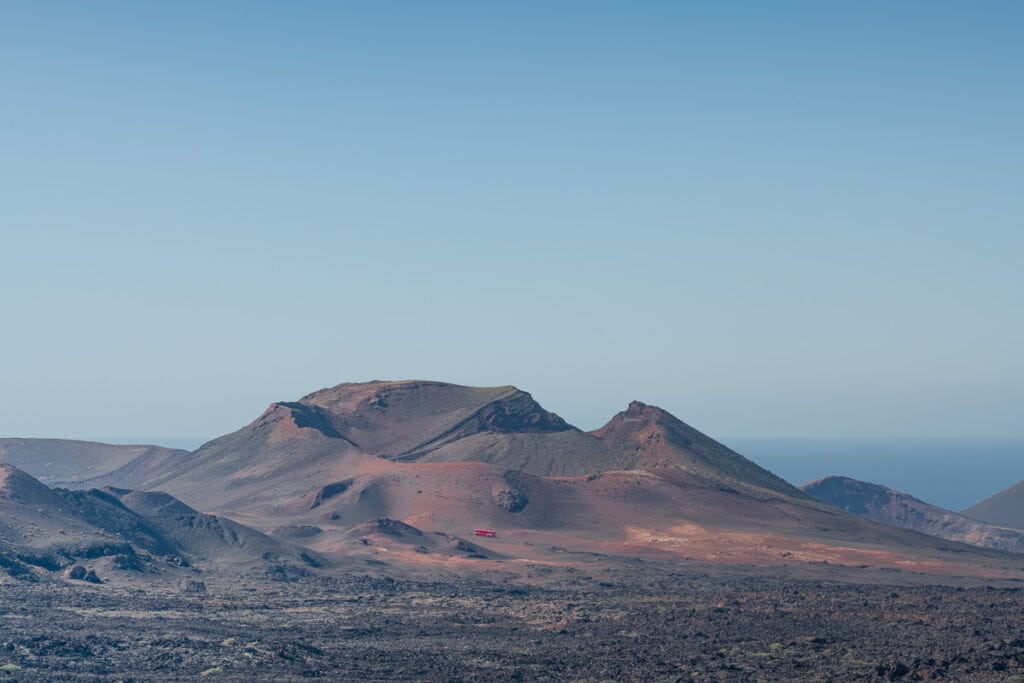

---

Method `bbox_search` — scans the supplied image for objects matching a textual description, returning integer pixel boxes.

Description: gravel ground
[1,566,1023,682]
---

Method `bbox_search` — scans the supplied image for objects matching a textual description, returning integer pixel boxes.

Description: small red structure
[474,528,497,538]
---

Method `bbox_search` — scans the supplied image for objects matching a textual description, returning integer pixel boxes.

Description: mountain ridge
[131,379,809,511]
[0,438,187,488]
[803,475,1024,554]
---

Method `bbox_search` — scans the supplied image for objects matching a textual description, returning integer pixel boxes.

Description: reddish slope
[138,401,366,512]
[224,457,1021,579]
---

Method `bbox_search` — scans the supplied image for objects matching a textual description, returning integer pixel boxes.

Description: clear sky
[2,1,1022,443]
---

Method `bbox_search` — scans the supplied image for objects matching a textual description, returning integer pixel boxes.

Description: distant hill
[0,438,187,488]
[102,487,323,569]
[0,464,318,583]
[963,480,1024,530]
[803,476,1024,554]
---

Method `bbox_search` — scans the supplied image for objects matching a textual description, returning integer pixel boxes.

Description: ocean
[727,437,1024,513]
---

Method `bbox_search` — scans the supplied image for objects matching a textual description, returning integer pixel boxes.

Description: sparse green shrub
[200,667,223,677]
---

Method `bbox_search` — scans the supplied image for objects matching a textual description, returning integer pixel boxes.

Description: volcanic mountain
[803,476,1024,554]
[133,380,804,512]
[963,480,1024,530]
[0,464,318,583]
[96,379,1023,577]
[0,438,187,488]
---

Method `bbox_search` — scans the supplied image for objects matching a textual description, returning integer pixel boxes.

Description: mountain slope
[963,480,1024,530]
[1,463,180,579]
[104,488,323,567]
[803,476,1024,554]
[135,380,808,512]
[0,464,317,582]
[134,380,604,509]
[0,438,187,487]
[592,401,804,498]
[136,401,368,511]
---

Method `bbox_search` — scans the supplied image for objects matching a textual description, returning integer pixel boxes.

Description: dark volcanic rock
[352,519,423,538]
[472,391,573,434]
[493,484,529,513]
[273,525,323,539]
[311,480,354,509]
[5,571,1024,682]
[0,553,34,579]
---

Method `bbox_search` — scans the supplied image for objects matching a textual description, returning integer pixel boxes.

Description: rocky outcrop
[64,565,102,583]
[492,473,530,512]
[348,518,423,539]
[310,480,354,509]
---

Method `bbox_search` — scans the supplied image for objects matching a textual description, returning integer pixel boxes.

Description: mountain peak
[596,400,691,435]
[619,400,673,422]
[593,402,806,498]
[300,379,517,407]
[624,400,649,414]
[0,462,22,487]
[0,464,64,505]
[1,463,37,488]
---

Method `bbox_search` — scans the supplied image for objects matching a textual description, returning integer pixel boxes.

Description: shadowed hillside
[963,480,1024,530]
[0,464,319,583]
[803,476,1024,554]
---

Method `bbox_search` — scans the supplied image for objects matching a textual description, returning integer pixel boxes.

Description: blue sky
[2,1,1022,442]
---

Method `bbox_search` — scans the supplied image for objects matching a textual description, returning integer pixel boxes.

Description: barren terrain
[3,562,1024,682]
[5,381,1024,681]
